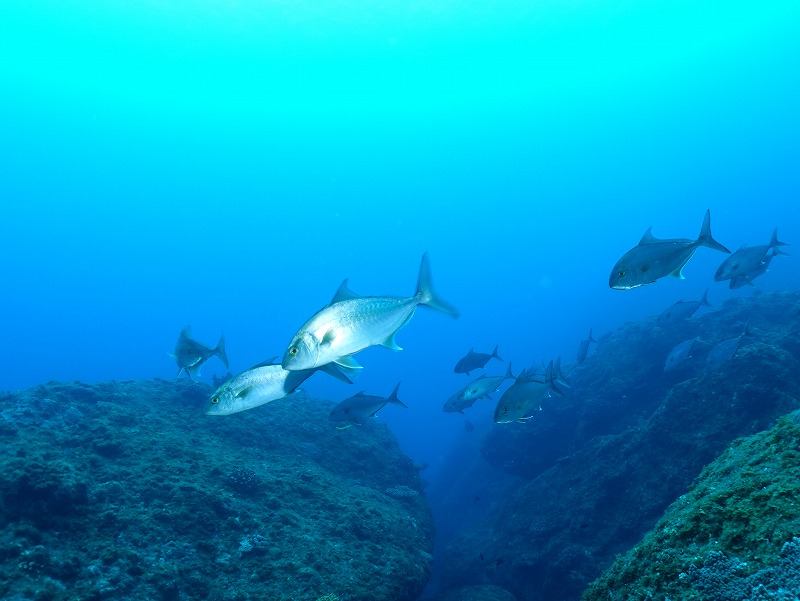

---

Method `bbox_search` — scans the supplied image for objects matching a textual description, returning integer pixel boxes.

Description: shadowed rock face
[0,380,433,601]
[441,292,800,601]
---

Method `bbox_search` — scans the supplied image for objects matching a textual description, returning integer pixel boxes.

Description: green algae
[583,410,800,600]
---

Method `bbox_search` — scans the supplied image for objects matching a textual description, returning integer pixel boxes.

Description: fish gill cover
[0,380,433,601]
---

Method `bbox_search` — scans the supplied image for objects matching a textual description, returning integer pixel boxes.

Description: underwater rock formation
[440,292,800,601]
[0,380,432,601]
[584,410,800,600]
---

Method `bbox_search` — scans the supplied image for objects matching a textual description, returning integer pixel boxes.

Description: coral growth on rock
[0,380,432,601]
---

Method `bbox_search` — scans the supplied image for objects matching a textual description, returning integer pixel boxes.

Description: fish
[493,359,565,424]
[664,337,699,372]
[715,228,788,283]
[282,254,458,371]
[170,326,228,382]
[729,246,789,289]
[206,360,358,416]
[454,344,503,375]
[657,289,711,326]
[329,382,407,426]
[609,210,730,290]
[705,321,752,372]
[576,329,597,364]
[444,363,515,413]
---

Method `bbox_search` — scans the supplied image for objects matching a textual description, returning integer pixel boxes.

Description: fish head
[329,403,354,422]
[608,258,646,290]
[282,331,319,370]
[206,385,237,416]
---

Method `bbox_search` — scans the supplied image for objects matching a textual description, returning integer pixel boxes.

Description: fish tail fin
[504,362,515,380]
[588,328,597,343]
[387,382,407,408]
[700,288,712,307]
[697,209,731,254]
[215,333,229,368]
[415,253,459,317]
[772,247,790,257]
[769,227,789,249]
[491,344,503,362]
[743,319,753,337]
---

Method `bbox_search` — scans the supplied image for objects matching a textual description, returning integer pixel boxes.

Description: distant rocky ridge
[0,380,432,601]
[439,291,800,601]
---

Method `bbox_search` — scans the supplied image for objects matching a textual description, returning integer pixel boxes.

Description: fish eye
[618,270,626,278]
[211,397,219,404]
[289,347,298,356]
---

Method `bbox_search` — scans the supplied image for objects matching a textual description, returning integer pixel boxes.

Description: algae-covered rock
[0,379,433,601]
[584,410,800,601]
[440,291,800,601]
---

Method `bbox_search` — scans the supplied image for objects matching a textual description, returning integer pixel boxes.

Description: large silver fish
[206,360,356,416]
[444,363,515,413]
[282,254,458,371]
[706,321,751,373]
[715,228,788,283]
[329,382,406,426]
[729,247,789,289]
[657,289,711,327]
[664,337,699,372]
[493,359,566,424]
[453,345,503,375]
[170,326,228,382]
[609,210,730,290]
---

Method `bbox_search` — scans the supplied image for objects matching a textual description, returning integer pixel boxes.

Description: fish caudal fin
[387,382,408,408]
[215,333,229,368]
[769,227,789,249]
[491,344,503,362]
[415,253,459,317]
[697,209,731,254]
[700,289,712,307]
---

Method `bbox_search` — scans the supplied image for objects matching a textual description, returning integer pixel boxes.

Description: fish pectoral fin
[235,385,254,399]
[380,332,403,351]
[321,327,338,346]
[334,355,363,370]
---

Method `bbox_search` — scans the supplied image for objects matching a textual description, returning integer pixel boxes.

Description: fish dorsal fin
[331,279,361,304]
[249,356,279,369]
[639,227,660,244]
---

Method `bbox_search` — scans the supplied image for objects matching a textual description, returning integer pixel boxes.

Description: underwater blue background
[2,0,799,514]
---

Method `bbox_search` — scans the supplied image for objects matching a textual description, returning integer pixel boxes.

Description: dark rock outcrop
[0,380,433,601]
[440,291,800,601]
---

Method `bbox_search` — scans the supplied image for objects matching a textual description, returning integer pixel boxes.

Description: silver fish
[170,326,228,382]
[664,337,699,372]
[444,363,515,413]
[706,321,752,372]
[493,359,565,424]
[715,228,788,282]
[729,246,789,289]
[609,210,730,290]
[453,345,503,375]
[282,254,458,371]
[329,382,406,425]
[576,329,597,364]
[657,289,711,326]
[206,360,357,416]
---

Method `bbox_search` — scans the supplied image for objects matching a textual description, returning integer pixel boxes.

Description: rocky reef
[584,410,800,600]
[439,291,800,601]
[0,380,433,601]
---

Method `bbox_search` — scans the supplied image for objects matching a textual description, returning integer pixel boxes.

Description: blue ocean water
[1,0,799,594]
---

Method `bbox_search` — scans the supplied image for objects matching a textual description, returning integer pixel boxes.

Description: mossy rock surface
[584,410,800,601]
[0,379,433,601]
[441,291,800,601]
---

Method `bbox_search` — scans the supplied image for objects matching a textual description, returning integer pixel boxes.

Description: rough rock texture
[584,411,800,600]
[440,292,800,601]
[0,380,433,601]
[424,584,518,601]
